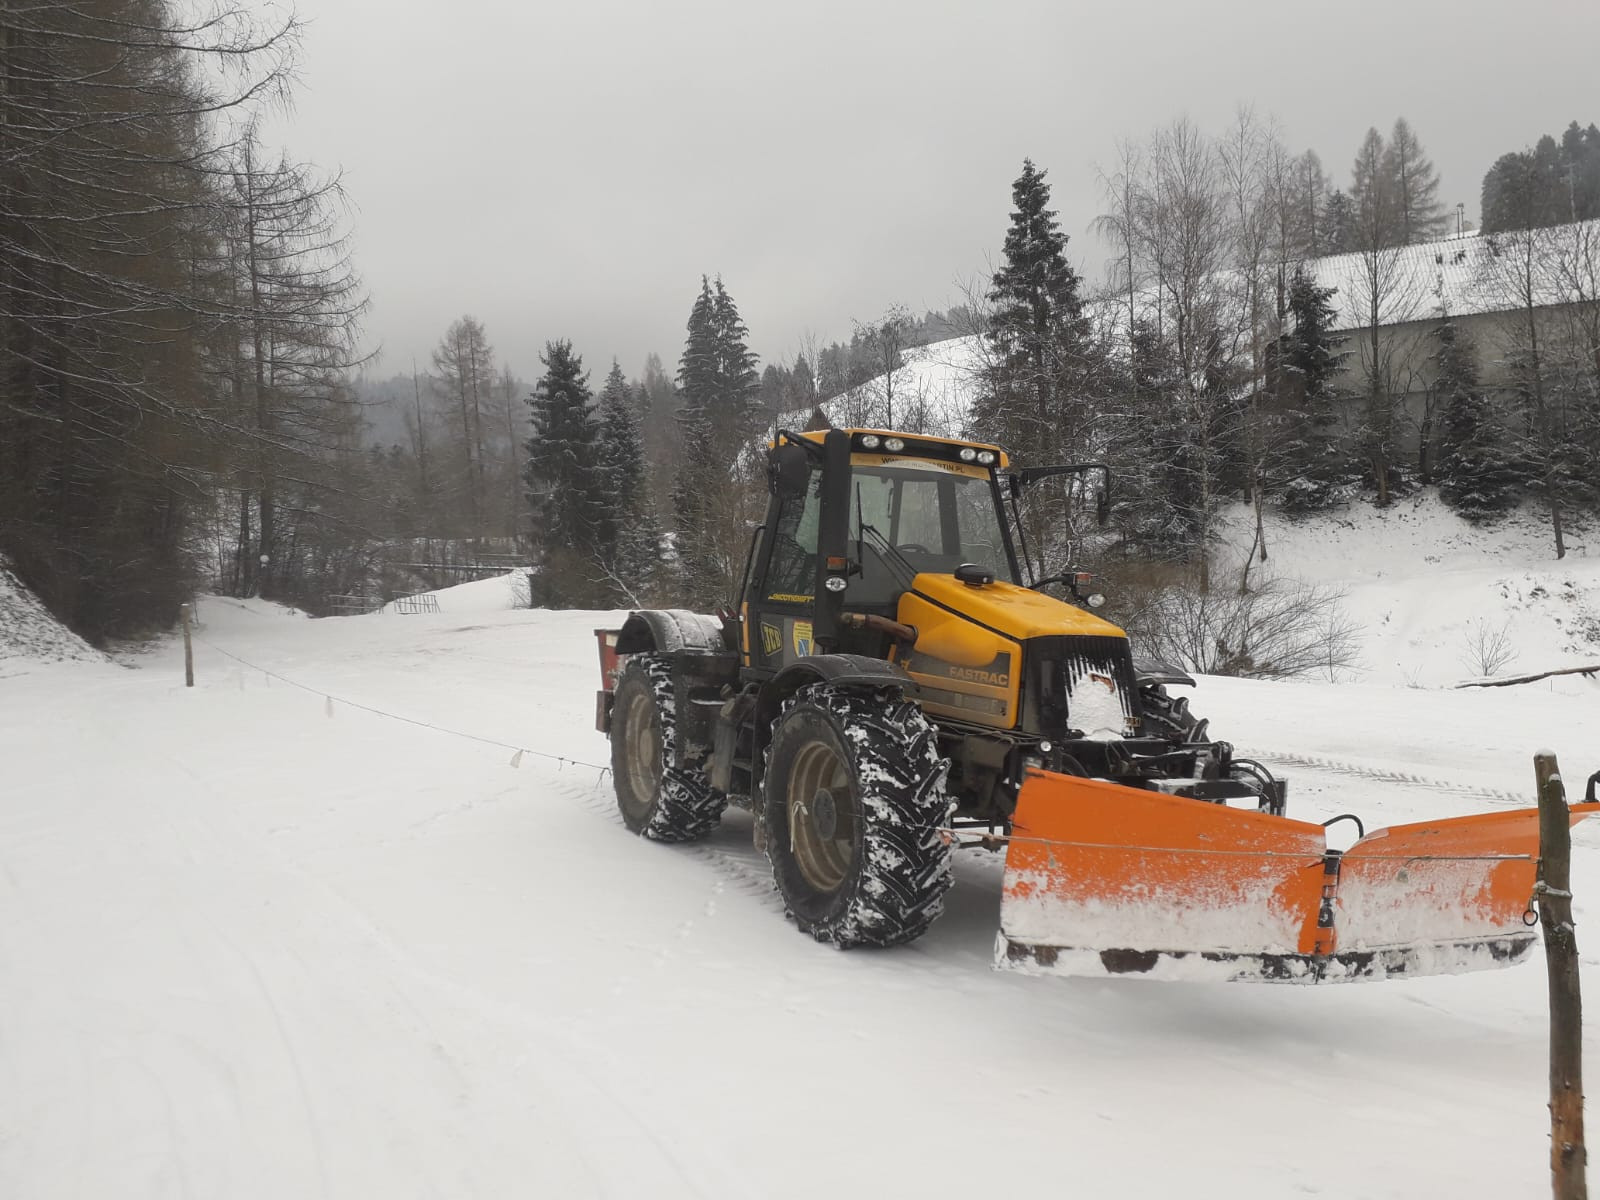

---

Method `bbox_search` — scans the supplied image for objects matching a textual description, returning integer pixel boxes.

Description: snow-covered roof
[1305,218,1600,332]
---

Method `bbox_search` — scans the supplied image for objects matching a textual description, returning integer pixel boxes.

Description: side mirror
[1095,488,1110,527]
[768,442,810,498]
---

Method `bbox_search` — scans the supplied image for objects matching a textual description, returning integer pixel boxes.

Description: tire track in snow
[539,769,787,917]
[1253,749,1600,851]
[1250,749,1529,808]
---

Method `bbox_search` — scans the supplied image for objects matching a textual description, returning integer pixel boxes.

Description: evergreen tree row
[1481,121,1600,234]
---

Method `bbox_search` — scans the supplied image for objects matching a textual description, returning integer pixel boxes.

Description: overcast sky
[263,0,1600,384]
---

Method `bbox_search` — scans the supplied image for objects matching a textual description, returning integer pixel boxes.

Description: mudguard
[615,609,731,656]
[996,768,1600,984]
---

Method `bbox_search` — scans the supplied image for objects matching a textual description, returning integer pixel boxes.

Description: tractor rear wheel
[763,684,952,947]
[610,654,726,842]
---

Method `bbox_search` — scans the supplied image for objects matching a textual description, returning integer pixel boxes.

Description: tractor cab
[743,428,1026,674]
[745,428,1129,750]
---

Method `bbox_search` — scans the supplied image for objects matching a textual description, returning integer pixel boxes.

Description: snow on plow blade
[996,769,1600,984]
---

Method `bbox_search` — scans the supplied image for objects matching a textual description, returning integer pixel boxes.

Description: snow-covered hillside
[1212,493,1600,687]
[0,559,104,673]
[793,333,982,434]
[2,567,1597,1198]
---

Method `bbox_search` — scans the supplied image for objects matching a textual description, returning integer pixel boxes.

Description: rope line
[194,636,612,778]
[192,637,1534,867]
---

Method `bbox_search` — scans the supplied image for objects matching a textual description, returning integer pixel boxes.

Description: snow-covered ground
[1214,494,1600,687]
[2,554,1598,1198]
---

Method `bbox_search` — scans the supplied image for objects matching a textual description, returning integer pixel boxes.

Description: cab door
[744,462,821,675]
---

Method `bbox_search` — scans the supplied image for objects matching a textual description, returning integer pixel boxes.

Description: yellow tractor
[595,427,1596,982]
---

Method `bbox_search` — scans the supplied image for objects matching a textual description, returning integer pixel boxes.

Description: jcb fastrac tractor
[595,427,1597,983]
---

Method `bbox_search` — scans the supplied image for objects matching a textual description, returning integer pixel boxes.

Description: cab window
[765,471,821,599]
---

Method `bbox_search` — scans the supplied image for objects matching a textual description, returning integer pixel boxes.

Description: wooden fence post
[180,602,194,688]
[1536,751,1587,1200]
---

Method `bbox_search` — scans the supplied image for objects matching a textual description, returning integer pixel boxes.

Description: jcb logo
[760,622,782,656]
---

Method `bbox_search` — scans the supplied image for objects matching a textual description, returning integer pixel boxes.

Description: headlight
[859,434,880,449]
[883,437,905,452]
[958,447,977,462]
[976,450,996,465]
[823,576,848,593]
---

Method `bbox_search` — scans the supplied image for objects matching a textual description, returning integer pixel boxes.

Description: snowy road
[2,589,1597,1198]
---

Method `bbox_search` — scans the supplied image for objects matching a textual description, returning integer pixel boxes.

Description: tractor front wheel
[610,654,726,842]
[763,684,952,947]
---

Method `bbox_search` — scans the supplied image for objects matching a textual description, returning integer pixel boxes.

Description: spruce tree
[710,278,762,438]
[525,341,603,572]
[672,276,763,605]
[791,354,817,411]
[1431,319,1522,520]
[1276,267,1351,512]
[1324,189,1355,253]
[971,158,1092,465]
[1117,321,1202,554]
[595,360,659,601]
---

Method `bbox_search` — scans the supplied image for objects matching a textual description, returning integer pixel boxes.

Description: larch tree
[431,316,496,531]
[1381,118,1448,244]
[1348,126,1417,505]
[222,123,367,602]
[1297,151,1331,256]
[0,0,301,638]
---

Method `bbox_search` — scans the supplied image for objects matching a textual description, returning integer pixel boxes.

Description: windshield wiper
[856,520,918,586]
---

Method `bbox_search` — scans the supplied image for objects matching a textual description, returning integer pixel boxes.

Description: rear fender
[615,608,732,655]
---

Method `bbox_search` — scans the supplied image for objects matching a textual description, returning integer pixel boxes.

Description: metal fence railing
[326,593,383,615]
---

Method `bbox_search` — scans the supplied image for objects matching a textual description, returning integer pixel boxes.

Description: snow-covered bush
[1119,567,1362,681]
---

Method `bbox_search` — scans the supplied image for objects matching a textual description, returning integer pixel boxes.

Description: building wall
[1325,300,1597,458]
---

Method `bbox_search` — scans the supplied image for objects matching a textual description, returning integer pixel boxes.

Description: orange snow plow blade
[996,768,1600,984]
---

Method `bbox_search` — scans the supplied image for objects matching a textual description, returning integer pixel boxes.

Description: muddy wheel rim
[787,739,855,893]
[620,686,662,817]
